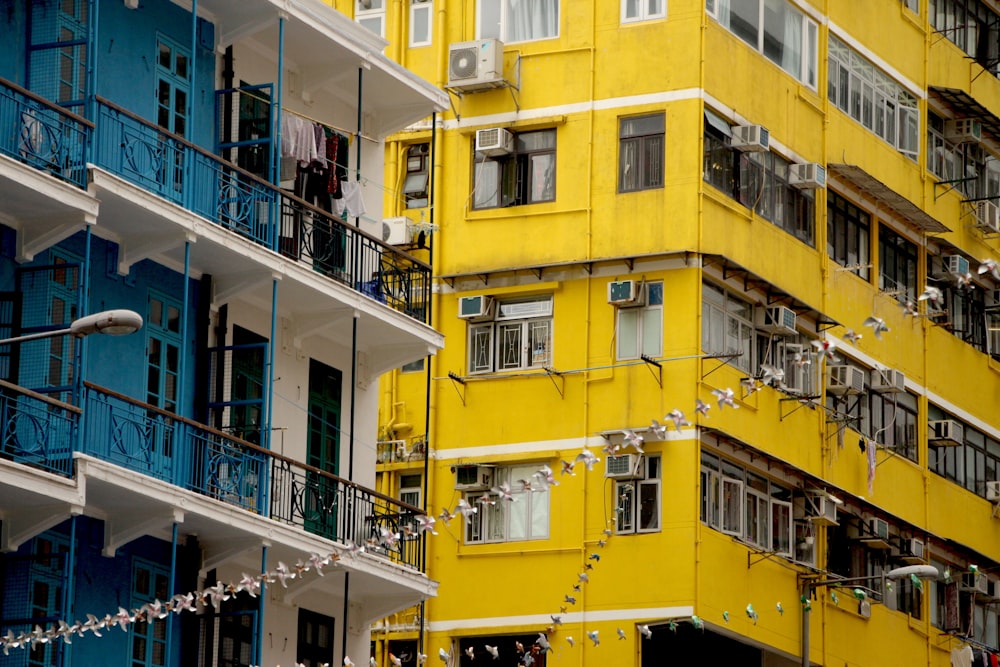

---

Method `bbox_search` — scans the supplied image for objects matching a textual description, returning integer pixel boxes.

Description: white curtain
[780,3,802,76]
[716,0,731,29]
[506,0,558,41]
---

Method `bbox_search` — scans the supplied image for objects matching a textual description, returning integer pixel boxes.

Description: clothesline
[236,86,376,144]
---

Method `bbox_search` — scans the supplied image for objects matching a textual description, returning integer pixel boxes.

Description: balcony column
[166,521,179,667]
[266,279,277,454]
[256,545,268,667]
[74,225,93,407]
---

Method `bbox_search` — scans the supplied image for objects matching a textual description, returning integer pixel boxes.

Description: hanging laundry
[340,180,367,219]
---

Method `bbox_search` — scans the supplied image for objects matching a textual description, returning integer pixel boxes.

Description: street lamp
[800,564,940,667]
[0,309,144,345]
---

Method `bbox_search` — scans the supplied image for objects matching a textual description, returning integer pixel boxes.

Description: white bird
[980,258,1000,280]
[484,644,499,660]
[791,349,811,368]
[371,658,378,667]
[490,482,515,502]
[273,561,294,588]
[810,338,837,362]
[534,464,559,487]
[695,398,711,418]
[649,419,668,440]
[389,654,402,666]
[759,363,785,386]
[536,633,553,653]
[344,657,356,667]
[438,507,456,525]
[566,636,575,647]
[560,459,576,475]
[842,329,862,344]
[617,628,627,640]
[621,429,644,451]
[475,492,496,507]
[379,526,400,549]
[863,315,890,340]
[602,439,622,456]
[455,498,479,520]
[740,377,762,395]
[517,478,542,493]
[438,647,452,664]
[587,630,600,647]
[666,409,690,432]
[902,300,920,317]
[578,572,590,584]
[956,272,974,289]
[416,514,438,534]
[918,285,944,309]
[465,646,475,660]
[638,624,652,639]
[711,387,738,410]
[575,448,599,471]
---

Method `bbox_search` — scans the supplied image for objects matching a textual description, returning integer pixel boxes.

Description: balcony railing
[0,379,78,477]
[80,382,425,570]
[92,96,430,323]
[0,77,91,189]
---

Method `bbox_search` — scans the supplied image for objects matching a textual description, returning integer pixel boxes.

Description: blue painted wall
[0,2,28,86]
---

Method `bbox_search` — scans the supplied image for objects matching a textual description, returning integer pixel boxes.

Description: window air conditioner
[475,127,514,157]
[944,118,983,144]
[961,571,989,595]
[897,537,926,564]
[788,163,827,189]
[942,254,971,278]
[457,295,496,322]
[755,305,797,335]
[806,495,839,526]
[454,465,494,491]
[870,368,905,394]
[976,201,1000,234]
[928,419,964,447]
[731,125,770,152]
[861,518,891,549]
[447,39,505,92]
[826,365,865,395]
[988,481,1000,503]
[605,454,642,480]
[382,217,412,245]
[607,280,645,307]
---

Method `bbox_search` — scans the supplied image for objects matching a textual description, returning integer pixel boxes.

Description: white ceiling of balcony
[177,0,448,136]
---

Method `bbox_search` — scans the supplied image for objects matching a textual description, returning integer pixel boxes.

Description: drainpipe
[166,522,178,667]
[349,312,358,480]
[267,279,277,456]
[63,515,78,665]
[341,572,351,664]
[257,545,267,666]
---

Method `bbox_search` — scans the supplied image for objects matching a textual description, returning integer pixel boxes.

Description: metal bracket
[934,176,980,201]
[447,371,466,406]
[700,352,742,379]
[543,367,565,398]
[640,354,662,388]
[779,395,820,421]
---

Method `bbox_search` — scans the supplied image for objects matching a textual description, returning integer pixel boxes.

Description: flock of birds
[2,259,994,664]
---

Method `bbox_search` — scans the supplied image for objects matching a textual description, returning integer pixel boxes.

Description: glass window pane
[474,160,500,208]
[730,0,760,47]
[528,152,555,202]
[479,0,502,39]
[642,308,662,356]
[618,309,639,359]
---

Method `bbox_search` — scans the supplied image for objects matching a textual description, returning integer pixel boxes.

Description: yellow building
[341,0,1000,664]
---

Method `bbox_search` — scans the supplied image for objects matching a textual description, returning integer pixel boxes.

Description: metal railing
[80,382,425,570]
[92,96,430,323]
[0,379,79,477]
[0,77,91,188]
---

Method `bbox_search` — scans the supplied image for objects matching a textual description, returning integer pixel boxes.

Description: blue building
[0,1,447,665]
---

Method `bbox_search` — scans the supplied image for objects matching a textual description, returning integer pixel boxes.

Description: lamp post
[0,309,143,345]
[799,564,940,667]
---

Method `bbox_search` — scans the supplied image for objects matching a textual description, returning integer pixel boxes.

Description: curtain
[506,0,558,41]
[780,2,802,77]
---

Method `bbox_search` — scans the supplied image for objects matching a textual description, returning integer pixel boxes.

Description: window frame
[618,113,665,192]
[464,464,550,544]
[827,191,872,280]
[701,281,755,373]
[356,0,387,38]
[477,0,560,43]
[621,0,666,24]
[468,296,553,374]
[616,281,664,360]
[409,0,433,47]
[878,225,918,302]
[615,455,662,534]
[472,129,557,210]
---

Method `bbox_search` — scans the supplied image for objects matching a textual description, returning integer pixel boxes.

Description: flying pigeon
[560,459,576,475]
[759,363,785,386]
[621,429,644,451]
[901,300,919,317]
[776,602,784,615]
[389,655,403,667]
[746,603,758,624]
[668,620,678,633]
[566,636,575,647]
[811,338,837,362]
[666,409,691,432]
[918,285,944,309]
[551,614,563,626]
[490,482,515,502]
[617,628,627,640]
[980,258,1000,280]
[416,514,438,534]
[956,272,974,289]
[536,633,553,653]
[862,315,890,340]
[722,611,730,623]
[438,507,456,525]
[649,419,668,440]
[695,398,711,418]
[455,498,479,520]
[578,572,590,584]
[711,387,739,410]
[344,657,356,667]
[465,646,475,660]
[475,492,496,507]
[565,594,577,605]
[589,552,600,562]
[484,645,498,660]
[534,465,559,487]
[587,630,600,647]
[438,647,451,664]
[741,377,762,396]
[842,329,862,344]
[575,448,599,471]
[638,624,652,639]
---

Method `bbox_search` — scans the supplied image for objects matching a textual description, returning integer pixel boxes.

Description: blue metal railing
[0,379,78,477]
[92,96,431,323]
[0,77,91,189]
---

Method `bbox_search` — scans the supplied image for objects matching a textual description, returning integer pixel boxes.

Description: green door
[304,359,341,539]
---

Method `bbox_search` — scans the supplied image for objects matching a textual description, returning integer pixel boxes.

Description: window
[701,282,754,373]
[356,0,386,38]
[617,282,663,360]
[616,455,661,534]
[700,451,793,557]
[131,559,170,667]
[878,226,918,302]
[619,114,665,192]
[401,358,425,373]
[826,518,888,602]
[473,129,556,209]
[927,113,989,199]
[155,35,191,138]
[465,465,550,543]
[458,634,548,666]
[478,0,559,42]
[404,143,430,208]
[706,0,818,87]
[870,389,918,462]
[622,0,665,23]
[146,292,182,412]
[828,34,919,160]
[410,0,433,46]
[469,296,553,373]
[904,0,919,11]
[297,609,334,667]
[28,0,88,111]
[828,192,871,279]
[400,473,422,508]
[702,110,815,244]
[929,405,1000,499]
[930,0,1000,76]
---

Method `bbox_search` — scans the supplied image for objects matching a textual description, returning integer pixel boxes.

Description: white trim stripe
[426,606,695,633]
[431,430,698,461]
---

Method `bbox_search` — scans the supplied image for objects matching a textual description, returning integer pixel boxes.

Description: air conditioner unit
[607,280,645,307]
[987,578,1000,601]
[928,419,964,447]
[826,365,865,395]
[781,343,813,395]
[454,465,494,491]
[976,201,1000,234]
[861,518,892,549]
[807,495,839,526]
[961,571,989,595]
[606,454,642,480]
[895,537,926,564]
[731,124,770,152]
[382,217,412,245]
[475,127,514,157]
[870,368,905,394]
[789,163,827,189]
[457,295,496,322]
[447,39,505,92]
[988,481,1000,502]
[755,305,797,335]
[944,118,983,144]
[940,254,971,278]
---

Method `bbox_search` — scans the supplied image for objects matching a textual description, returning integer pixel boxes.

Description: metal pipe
[166,522,178,667]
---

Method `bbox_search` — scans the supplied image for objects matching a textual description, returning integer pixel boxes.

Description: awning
[704,110,733,137]
[929,86,1000,144]
[828,164,950,233]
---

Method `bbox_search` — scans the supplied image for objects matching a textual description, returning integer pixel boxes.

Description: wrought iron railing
[0,379,78,477]
[81,382,425,570]
[0,77,91,188]
[92,96,431,323]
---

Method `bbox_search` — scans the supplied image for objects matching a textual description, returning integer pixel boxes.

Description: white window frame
[701,282,754,373]
[622,0,666,24]
[468,296,553,374]
[721,477,744,536]
[356,0,386,38]
[617,281,663,360]
[399,473,422,508]
[477,0,560,43]
[409,0,433,47]
[465,465,549,544]
[615,455,662,534]
[706,0,818,89]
